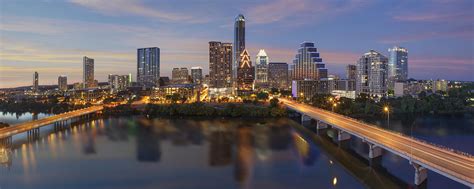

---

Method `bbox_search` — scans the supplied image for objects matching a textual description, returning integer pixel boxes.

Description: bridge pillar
[316,121,328,130]
[413,163,428,186]
[337,130,351,141]
[301,114,312,124]
[368,143,383,159]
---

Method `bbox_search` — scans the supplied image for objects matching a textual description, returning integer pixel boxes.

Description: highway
[0,106,103,138]
[281,98,474,187]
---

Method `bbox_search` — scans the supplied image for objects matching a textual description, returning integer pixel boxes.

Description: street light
[384,106,390,128]
[332,103,337,112]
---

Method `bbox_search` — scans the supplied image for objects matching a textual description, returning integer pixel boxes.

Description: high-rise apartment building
[58,75,67,91]
[108,74,130,92]
[33,71,39,92]
[172,67,189,84]
[255,49,269,88]
[356,50,388,97]
[388,46,408,88]
[83,56,94,88]
[191,67,203,85]
[233,14,245,92]
[268,62,289,90]
[291,42,327,80]
[137,47,160,87]
[209,41,232,88]
[237,49,254,91]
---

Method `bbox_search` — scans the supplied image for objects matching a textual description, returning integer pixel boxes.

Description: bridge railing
[289,101,474,159]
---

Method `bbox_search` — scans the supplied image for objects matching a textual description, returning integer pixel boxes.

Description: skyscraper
[388,46,408,87]
[58,75,67,91]
[233,14,245,92]
[237,49,254,91]
[137,47,160,87]
[191,67,203,85]
[255,49,269,88]
[209,41,232,88]
[268,62,289,90]
[172,67,189,84]
[33,71,39,92]
[83,56,94,88]
[356,50,388,97]
[291,42,327,80]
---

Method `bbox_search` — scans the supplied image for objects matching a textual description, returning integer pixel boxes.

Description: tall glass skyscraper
[291,42,327,80]
[233,14,245,92]
[83,56,94,88]
[137,47,160,87]
[255,49,269,87]
[388,46,408,87]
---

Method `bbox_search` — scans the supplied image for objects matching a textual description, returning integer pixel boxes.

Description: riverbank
[103,101,287,118]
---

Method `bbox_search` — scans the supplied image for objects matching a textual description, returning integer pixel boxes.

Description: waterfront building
[291,42,327,80]
[151,84,198,103]
[108,74,131,92]
[291,80,329,100]
[33,71,39,93]
[388,46,408,88]
[137,47,160,87]
[356,50,388,97]
[255,49,269,88]
[58,75,67,91]
[83,56,95,88]
[237,49,255,92]
[268,62,289,90]
[209,41,233,88]
[172,67,190,84]
[233,14,246,92]
[191,67,203,85]
[432,79,448,93]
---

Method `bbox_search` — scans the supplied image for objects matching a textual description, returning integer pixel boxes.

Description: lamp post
[332,103,337,112]
[384,106,390,128]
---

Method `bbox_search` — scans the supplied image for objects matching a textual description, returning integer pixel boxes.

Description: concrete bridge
[0,106,103,139]
[281,98,474,188]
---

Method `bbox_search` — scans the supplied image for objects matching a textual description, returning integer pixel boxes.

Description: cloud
[378,26,473,43]
[392,11,473,22]
[244,0,371,25]
[69,0,210,23]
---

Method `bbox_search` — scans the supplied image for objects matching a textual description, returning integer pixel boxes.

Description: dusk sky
[0,0,473,88]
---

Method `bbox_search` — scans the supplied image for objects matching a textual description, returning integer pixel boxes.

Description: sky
[0,0,473,88]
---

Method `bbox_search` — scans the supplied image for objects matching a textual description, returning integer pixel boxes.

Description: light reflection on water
[0,117,372,189]
[0,114,470,189]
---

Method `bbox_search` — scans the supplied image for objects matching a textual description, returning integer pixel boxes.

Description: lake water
[0,112,472,189]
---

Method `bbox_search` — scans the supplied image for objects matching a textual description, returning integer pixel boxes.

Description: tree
[256,92,269,101]
[270,98,279,108]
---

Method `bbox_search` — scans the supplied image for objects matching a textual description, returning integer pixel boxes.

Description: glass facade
[137,47,160,87]
[255,49,269,87]
[233,14,245,92]
[83,56,94,88]
[356,50,388,97]
[388,46,408,88]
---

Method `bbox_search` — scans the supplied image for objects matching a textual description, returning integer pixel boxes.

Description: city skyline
[0,0,473,88]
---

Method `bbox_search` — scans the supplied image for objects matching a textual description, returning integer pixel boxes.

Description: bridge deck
[0,106,103,138]
[281,99,474,187]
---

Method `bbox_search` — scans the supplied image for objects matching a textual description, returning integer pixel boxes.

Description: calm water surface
[0,112,472,189]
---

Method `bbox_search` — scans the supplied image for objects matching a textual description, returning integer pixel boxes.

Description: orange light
[384,106,389,112]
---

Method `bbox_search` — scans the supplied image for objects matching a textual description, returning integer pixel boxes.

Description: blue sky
[0,0,473,88]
